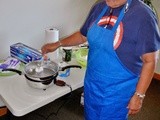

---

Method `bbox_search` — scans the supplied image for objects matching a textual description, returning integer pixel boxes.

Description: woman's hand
[127,94,143,115]
[41,42,60,55]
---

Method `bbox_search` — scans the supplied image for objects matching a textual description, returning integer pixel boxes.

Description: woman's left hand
[127,94,143,115]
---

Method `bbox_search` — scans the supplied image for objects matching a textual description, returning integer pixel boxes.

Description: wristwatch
[134,92,145,99]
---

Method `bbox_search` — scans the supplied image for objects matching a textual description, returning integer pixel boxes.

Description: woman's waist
[86,65,138,80]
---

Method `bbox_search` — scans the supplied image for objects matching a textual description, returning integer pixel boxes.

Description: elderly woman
[42,0,160,119]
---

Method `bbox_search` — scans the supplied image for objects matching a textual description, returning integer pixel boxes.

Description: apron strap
[95,6,108,24]
[112,0,132,32]
[95,0,132,32]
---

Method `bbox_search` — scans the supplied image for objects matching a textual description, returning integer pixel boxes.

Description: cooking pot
[2,60,81,90]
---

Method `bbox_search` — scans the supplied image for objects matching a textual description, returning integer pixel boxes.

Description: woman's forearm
[41,31,86,54]
[59,31,87,47]
[136,52,157,94]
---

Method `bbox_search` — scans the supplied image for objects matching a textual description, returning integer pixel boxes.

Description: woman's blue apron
[84,0,139,119]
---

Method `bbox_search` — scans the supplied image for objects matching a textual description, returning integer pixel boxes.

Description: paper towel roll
[45,28,59,61]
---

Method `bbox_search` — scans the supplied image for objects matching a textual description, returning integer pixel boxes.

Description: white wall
[0,0,96,58]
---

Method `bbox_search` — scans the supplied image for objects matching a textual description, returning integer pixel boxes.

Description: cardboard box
[10,43,42,63]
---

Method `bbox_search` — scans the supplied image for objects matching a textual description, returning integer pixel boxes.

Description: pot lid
[24,60,59,78]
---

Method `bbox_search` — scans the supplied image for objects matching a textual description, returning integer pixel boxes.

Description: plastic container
[58,62,70,77]
[75,48,88,67]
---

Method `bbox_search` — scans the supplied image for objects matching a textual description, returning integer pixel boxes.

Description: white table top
[0,65,85,116]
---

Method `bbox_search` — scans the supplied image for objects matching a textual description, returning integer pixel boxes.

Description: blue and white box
[10,43,42,63]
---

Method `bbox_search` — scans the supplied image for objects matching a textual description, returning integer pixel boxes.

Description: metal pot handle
[2,68,22,75]
[61,65,82,71]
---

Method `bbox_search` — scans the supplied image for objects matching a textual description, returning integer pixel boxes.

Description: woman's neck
[105,0,128,8]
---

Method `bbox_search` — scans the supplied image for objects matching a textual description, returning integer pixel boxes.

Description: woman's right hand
[127,94,143,115]
[41,42,59,55]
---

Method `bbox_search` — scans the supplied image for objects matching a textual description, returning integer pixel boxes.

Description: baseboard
[153,73,160,80]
